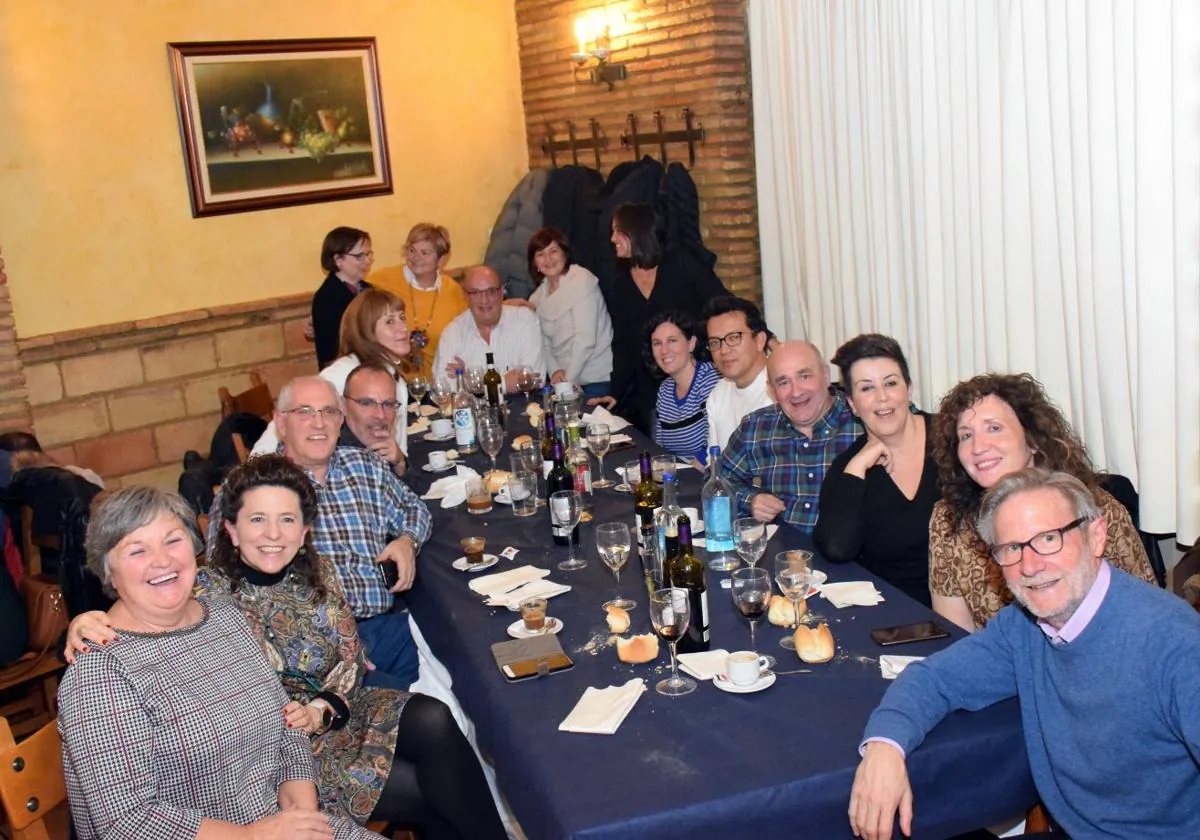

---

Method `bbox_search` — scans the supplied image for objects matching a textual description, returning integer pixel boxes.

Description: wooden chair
[365,822,416,839]
[0,716,66,840]
[18,508,58,576]
[218,372,274,463]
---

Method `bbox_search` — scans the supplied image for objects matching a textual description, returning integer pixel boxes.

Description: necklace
[407,278,440,352]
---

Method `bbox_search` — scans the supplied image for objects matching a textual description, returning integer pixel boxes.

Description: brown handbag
[20,574,67,652]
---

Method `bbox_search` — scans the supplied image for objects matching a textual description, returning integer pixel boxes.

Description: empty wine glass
[466,366,486,398]
[407,376,429,409]
[649,588,696,697]
[596,522,635,609]
[774,550,812,651]
[550,490,585,571]
[587,423,614,489]
[735,517,768,568]
[479,422,504,474]
[730,567,776,668]
[429,379,453,420]
[516,366,539,401]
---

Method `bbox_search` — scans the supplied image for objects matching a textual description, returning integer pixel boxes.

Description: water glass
[649,588,695,697]
[735,517,768,568]
[550,490,585,571]
[596,522,635,609]
[510,447,545,507]
[774,550,812,650]
[479,422,504,473]
[507,471,538,517]
[651,454,675,483]
[618,459,641,491]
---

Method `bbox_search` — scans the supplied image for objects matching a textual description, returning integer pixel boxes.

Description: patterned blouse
[196,561,408,824]
[57,600,376,840]
[928,489,1156,629]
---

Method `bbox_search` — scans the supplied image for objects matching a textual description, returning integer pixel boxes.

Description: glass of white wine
[429,379,453,420]
[596,522,635,609]
[587,423,614,489]
[774,550,812,651]
[407,376,429,410]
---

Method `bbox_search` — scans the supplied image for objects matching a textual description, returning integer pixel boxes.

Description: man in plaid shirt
[209,375,431,689]
[719,341,860,532]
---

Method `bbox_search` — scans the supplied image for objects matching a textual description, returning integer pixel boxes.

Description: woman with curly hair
[928,373,1155,630]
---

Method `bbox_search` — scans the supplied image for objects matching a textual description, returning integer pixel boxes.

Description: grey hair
[85,486,204,597]
[976,467,1101,545]
[276,375,341,413]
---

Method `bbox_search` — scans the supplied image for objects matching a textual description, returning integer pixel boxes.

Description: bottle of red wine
[667,514,710,653]
[547,439,579,546]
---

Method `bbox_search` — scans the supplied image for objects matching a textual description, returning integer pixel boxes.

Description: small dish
[422,462,458,474]
[493,491,512,506]
[612,483,633,494]
[506,617,562,639]
[424,432,456,442]
[418,405,439,416]
[713,671,777,694]
[452,554,499,572]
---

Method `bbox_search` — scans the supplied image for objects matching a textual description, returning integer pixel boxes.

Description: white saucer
[506,617,562,639]
[493,491,512,506]
[425,432,455,442]
[452,554,499,572]
[713,671,777,694]
[423,462,457,474]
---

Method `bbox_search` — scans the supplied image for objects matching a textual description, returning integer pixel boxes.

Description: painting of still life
[168,38,392,217]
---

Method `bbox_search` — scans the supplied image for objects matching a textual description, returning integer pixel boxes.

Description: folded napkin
[819,581,885,608]
[581,405,631,432]
[880,655,924,680]
[559,678,647,735]
[468,565,549,597]
[677,649,730,681]
[420,466,480,509]
[485,579,572,609]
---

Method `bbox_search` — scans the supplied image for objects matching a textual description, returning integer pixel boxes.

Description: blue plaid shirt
[719,393,860,532]
[208,446,432,619]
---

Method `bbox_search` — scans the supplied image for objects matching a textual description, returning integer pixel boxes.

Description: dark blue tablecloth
[403,408,1036,839]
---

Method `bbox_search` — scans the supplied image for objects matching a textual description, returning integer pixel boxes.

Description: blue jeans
[356,611,419,690]
[581,381,611,400]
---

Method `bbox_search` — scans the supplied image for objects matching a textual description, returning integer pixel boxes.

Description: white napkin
[486,579,572,609]
[559,678,647,735]
[819,581,885,608]
[677,649,730,681]
[468,565,549,596]
[581,405,631,432]
[880,655,924,680]
[420,465,480,509]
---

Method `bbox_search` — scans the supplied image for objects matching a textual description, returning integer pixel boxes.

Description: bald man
[433,265,550,392]
[718,340,860,531]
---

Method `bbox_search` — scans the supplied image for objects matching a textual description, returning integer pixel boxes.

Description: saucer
[422,462,457,474]
[453,554,499,572]
[424,432,455,442]
[713,671,776,694]
[506,617,562,639]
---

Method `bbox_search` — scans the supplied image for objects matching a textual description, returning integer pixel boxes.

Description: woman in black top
[312,226,373,369]
[814,335,940,606]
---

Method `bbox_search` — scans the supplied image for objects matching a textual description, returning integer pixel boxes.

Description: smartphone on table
[870,620,951,646]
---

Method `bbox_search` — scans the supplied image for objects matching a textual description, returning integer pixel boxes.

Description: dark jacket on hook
[542,165,607,280]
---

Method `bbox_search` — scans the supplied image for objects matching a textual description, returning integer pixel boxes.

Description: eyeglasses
[347,396,401,412]
[988,517,1088,566]
[281,406,343,420]
[707,331,747,351]
[467,287,502,300]
[345,250,374,261]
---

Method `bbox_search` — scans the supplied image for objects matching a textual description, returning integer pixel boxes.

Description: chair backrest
[18,507,59,578]
[0,716,66,839]
[218,372,274,421]
[1099,473,1167,588]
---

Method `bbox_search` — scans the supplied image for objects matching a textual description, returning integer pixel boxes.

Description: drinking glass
[585,423,614,489]
[550,490,585,571]
[466,366,486,398]
[730,567,776,668]
[507,471,538,517]
[617,459,641,492]
[429,380,453,419]
[510,447,545,507]
[649,588,696,697]
[596,522,635,609]
[651,454,675,484]
[516,366,540,401]
[774,550,812,650]
[479,422,504,473]
[735,517,768,568]
[407,376,429,408]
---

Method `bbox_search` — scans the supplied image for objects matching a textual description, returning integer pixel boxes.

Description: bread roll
[794,623,835,664]
[616,633,659,664]
[484,470,511,494]
[605,604,631,634]
[767,594,806,627]
[512,434,533,450]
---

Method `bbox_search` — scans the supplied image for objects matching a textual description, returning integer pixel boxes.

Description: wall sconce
[571,11,627,90]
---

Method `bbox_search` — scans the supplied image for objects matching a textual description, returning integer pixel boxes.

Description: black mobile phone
[379,560,399,590]
[870,620,951,647]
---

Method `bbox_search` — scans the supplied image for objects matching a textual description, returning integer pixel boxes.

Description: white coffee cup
[681,506,701,531]
[726,651,771,686]
[428,451,449,470]
[554,380,576,397]
[431,418,453,438]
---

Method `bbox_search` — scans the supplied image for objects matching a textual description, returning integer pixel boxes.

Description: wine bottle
[667,514,710,653]
[633,450,662,554]
[654,471,685,577]
[452,368,477,453]
[572,449,594,522]
[702,445,737,567]
[547,440,579,546]
[484,351,503,407]
[541,411,557,479]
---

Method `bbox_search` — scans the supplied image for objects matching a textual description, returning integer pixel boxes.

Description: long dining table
[402,401,1037,840]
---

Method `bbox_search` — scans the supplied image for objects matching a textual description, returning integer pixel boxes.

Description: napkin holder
[492,634,575,682]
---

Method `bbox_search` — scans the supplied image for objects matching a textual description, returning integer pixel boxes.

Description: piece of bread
[767,594,806,627]
[526,403,545,419]
[605,604,631,634]
[512,434,533,450]
[484,470,512,494]
[794,623,835,664]
[616,633,659,664]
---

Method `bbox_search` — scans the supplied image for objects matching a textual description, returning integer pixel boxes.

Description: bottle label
[543,459,553,479]
[703,498,735,552]
[698,588,710,641]
[454,408,476,446]
[574,463,592,493]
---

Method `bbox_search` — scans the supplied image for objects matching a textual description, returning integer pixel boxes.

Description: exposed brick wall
[0,252,32,433]
[513,0,761,301]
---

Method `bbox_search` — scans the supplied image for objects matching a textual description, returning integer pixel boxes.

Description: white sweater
[528,264,613,386]
[706,366,772,452]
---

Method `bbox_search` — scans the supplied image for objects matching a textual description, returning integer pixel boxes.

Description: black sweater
[311,272,368,369]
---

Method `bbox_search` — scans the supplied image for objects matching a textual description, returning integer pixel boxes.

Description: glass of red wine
[730,566,776,669]
[649,588,695,697]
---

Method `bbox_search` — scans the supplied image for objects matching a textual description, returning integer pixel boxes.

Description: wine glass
[586,423,614,489]
[550,490,585,571]
[429,379,453,420]
[596,522,635,609]
[466,366,486,398]
[730,567,776,668]
[478,422,504,474]
[516,366,537,400]
[735,517,768,568]
[649,588,696,697]
[774,550,812,651]
[407,375,429,409]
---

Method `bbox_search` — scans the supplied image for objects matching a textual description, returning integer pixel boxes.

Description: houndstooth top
[57,599,380,840]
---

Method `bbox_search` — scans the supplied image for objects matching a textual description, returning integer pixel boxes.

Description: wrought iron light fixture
[571,12,627,90]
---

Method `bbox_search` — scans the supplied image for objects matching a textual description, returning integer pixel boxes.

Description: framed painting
[168,38,392,217]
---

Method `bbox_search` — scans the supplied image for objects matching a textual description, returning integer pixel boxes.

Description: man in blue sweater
[848,468,1200,840]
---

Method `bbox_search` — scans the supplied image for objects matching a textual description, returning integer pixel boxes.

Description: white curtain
[750,0,1200,542]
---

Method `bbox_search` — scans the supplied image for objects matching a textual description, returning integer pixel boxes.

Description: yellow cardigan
[368,265,469,381]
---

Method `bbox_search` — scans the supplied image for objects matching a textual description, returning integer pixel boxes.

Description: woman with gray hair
[57,485,378,840]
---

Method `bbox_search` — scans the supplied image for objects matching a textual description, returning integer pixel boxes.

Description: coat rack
[621,108,706,168]
[541,119,608,169]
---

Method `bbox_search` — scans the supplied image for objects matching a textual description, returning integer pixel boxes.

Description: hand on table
[848,741,913,839]
[282,700,323,734]
[378,535,417,592]
[586,396,616,410]
[444,356,466,381]
[63,610,117,664]
[248,809,333,840]
[750,492,786,523]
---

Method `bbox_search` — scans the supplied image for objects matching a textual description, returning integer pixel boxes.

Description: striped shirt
[654,360,720,462]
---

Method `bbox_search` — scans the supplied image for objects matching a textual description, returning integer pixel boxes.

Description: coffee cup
[431,418,453,438]
[726,651,771,686]
[681,506,700,530]
[460,536,486,566]
[554,380,576,397]
[428,451,449,470]
[520,596,548,633]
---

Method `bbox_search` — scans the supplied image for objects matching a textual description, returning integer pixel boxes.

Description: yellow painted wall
[0,1,529,337]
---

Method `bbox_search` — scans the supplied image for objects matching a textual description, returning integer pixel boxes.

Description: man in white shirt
[434,265,550,392]
[705,296,773,450]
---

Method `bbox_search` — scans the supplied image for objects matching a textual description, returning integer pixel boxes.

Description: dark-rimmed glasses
[707,330,747,351]
[347,396,401,412]
[988,517,1087,566]
[346,250,374,261]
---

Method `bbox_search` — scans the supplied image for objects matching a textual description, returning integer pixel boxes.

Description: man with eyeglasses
[703,296,774,451]
[208,375,432,690]
[849,468,1200,840]
[340,363,406,476]
[433,265,549,391]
